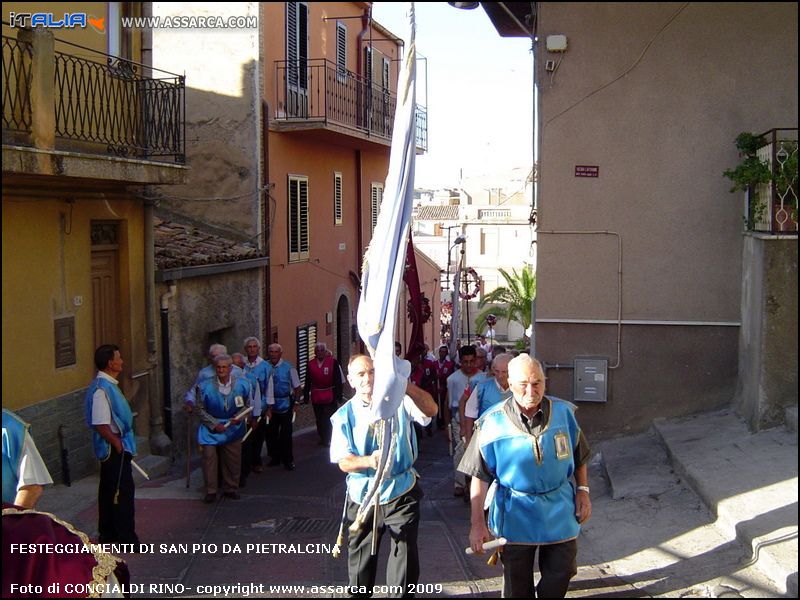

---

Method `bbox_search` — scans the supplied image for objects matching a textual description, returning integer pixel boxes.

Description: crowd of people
[3,335,592,598]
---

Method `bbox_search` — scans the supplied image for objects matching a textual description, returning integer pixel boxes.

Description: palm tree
[475,267,536,340]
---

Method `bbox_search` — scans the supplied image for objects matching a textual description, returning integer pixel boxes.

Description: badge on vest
[554,432,571,460]
[324,367,329,375]
[235,395,244,408]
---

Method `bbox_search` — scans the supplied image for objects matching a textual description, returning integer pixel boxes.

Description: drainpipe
[356,7,370,128]
[141,3,171,455]
[262,100,272,342]
[160,283,177,439]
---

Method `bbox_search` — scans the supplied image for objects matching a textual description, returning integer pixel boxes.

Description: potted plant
[724,131,798,230]
[723,132,772,227]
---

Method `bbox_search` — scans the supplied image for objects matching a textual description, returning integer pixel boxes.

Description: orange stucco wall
[263,2,402,367]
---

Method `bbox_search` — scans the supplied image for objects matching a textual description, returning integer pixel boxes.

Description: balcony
[747,128,798,234]
[2,28,186,186]
[272,59,428,153]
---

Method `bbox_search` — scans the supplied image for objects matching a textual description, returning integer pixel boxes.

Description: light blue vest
[244,360,271,403]
[479,397,581,544]
[197,376,250,446]
[271,361,294,413]
[477,379,512,417]
[2,409,27,504]
[85,377,137,460]
[331,400,419,505]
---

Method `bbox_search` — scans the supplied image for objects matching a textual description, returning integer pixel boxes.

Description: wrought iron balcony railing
[2,30,185,163]
[748,128,798,234]
[274,59,428,152]
[2,35,32,132]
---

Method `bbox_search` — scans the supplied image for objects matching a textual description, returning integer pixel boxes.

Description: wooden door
[91,249,121,349]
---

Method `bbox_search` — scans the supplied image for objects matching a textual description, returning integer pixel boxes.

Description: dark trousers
[313,402,337,445]
[248,418,268,466]
[241,418,268,481]
[346,483,423,598]
[266,411,293,465]
[500,540,577,598]
[436,389,447,428]
[98,449,139,544]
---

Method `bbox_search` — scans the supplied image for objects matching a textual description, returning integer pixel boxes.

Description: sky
[371,2,534,190]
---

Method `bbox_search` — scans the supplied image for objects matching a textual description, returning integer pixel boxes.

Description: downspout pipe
[142,3,171,454]
[160,283,177,439]
[356,7,370,128]
[262,100,272,343]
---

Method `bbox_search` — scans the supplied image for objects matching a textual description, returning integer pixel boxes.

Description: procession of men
[178,335,592,598]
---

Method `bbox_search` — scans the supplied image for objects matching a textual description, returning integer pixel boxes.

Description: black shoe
[223,491,241,500]
[285,463,296,471]
[267,459,281,467]
[203,493,216,504]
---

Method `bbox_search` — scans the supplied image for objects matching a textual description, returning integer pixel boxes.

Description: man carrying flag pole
[329,4,438,596]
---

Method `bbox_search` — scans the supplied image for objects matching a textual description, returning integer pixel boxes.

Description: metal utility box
[574,357,608,402]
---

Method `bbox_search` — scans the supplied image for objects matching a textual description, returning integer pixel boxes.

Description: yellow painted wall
[2,194,146,410]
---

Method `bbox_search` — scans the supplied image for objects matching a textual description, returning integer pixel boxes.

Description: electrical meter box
[574,357,608,402]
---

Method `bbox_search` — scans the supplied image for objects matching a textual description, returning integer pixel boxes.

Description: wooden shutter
[296,322,318,383]
[286,2,298,86]
[287,2,308,89]
[370,183,383,234]
[334,172,343,225]
[336,22,347,80]
[382,57,390,90]
[289,176,310,261]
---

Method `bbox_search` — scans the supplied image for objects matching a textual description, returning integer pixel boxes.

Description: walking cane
[185,415,191,488]
[186,386,197,488]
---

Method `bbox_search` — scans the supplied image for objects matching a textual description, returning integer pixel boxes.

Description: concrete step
[653,410,798,597]
[786,405,798,433]
[135,435,151,456]
[132,453,172,484]
[597,430,680,500]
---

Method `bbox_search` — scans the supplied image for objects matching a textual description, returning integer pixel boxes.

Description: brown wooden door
[91,249,121,349]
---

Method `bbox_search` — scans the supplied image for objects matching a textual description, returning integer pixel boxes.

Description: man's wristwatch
[576,485,590,494]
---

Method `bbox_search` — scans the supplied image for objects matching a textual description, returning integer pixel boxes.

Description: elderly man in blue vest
[2,409,53,509]
[459,354,592,598]
[184,343,244,413]
[330,354,438,597]
[242,337,272,472]
[196,353,252,503]
[86,344,139,544]
[460,352,513,446]
[265,343,302,470]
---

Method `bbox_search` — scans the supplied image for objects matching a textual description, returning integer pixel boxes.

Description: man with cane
[459,354,592,598]
[85,344,139,544]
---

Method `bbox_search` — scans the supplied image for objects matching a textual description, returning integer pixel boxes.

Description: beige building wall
[151,2,261,237]
[535,2,798,436]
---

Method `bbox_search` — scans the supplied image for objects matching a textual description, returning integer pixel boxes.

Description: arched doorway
[336,295,350,366]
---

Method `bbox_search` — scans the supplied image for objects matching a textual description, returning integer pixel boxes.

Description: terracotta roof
[414,205,460,221]
[154,217,264,270]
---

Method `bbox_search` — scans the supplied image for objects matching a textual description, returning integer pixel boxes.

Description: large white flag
[357,3,417,422]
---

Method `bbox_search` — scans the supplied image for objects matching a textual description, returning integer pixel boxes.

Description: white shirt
[265,359,301,405]
[17,432,54,489]
[91,372,121,434]
[464,378,508,420]
[329,396,431,464]
[447,369,483,410]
